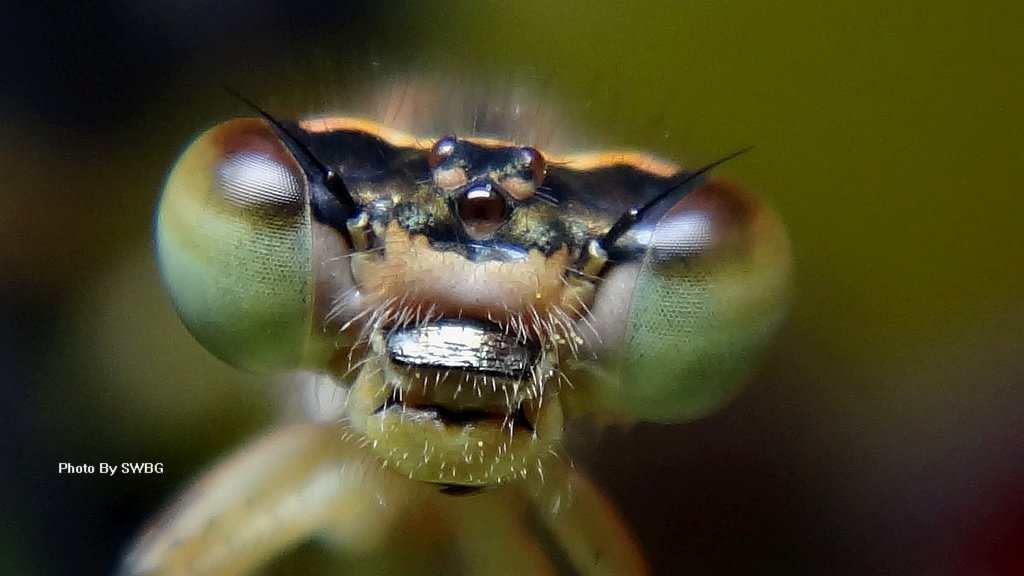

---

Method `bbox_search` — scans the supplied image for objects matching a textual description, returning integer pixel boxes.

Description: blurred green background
[2,1,1022,574]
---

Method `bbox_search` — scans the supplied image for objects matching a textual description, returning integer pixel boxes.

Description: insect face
[154,100,789,490]
[130,79,793,575]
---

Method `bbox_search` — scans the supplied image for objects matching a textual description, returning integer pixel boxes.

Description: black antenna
[599,146,753,250]
[224,87,359,216]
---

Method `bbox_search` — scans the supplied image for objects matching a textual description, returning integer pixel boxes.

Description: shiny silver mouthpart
[385,319,539,378]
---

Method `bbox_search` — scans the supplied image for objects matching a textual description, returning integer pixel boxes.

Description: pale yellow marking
[556,151,680,176]
[433,166,468,190]
[299,117,427,148]
[500,175,536,201]
[298,116,680,178]
[350,222,586,325]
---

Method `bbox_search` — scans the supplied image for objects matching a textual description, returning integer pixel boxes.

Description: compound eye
[155,118,338,372]
[520,146,547,187]
[428,135,458,168]
[575,180,792,423]
[457,185,507,239]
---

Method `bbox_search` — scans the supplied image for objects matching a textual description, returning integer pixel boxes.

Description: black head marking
[599,147,753,251]
[225,88,362,242]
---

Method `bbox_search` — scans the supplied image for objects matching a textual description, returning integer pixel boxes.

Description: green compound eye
[570,179,792,422]
[154,118,345,372]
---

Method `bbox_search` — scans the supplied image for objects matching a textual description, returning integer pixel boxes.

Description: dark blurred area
[2,1,1022,575]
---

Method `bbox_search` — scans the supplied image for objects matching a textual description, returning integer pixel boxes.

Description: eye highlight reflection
[457,184,508,238]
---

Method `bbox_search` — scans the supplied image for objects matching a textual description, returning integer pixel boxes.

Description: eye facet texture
[573,180,791,422]
[216,150,305,211]
[154,118,330,372]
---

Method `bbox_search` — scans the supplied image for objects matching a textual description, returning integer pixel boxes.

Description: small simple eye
[457,185,507,238]
[429,135,458,168]
[520,147,546,187]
